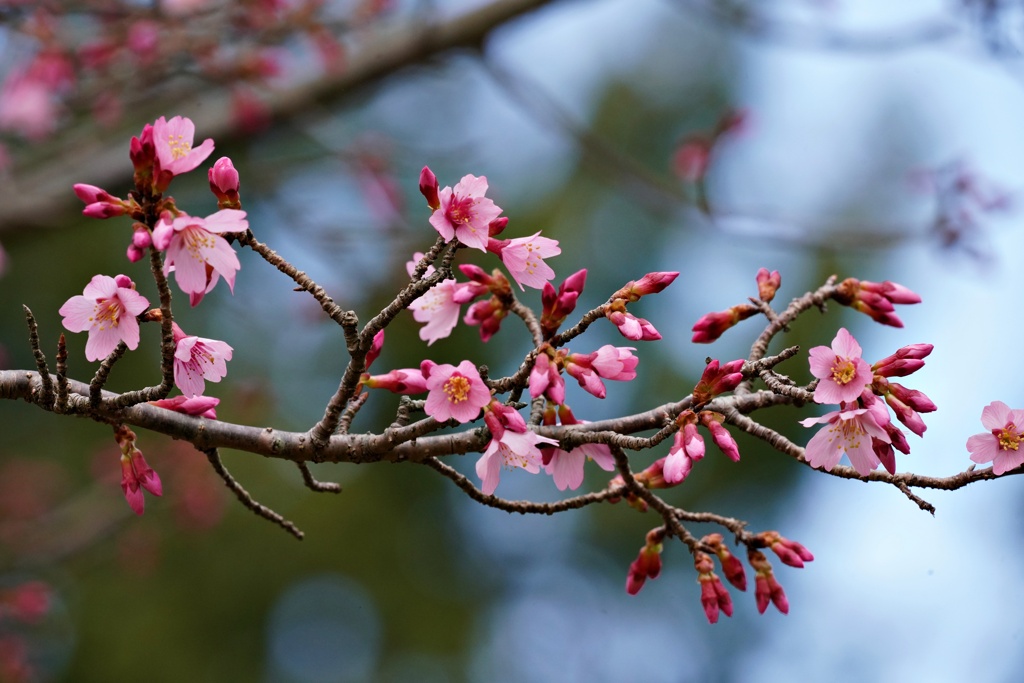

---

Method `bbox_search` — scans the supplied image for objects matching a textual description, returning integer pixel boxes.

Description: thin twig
[23,306,53,407]
[297,462,343,493]
[203,447,304,539]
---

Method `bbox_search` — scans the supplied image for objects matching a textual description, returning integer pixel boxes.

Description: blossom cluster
[56,116,1024,625]
[62,116,240,514]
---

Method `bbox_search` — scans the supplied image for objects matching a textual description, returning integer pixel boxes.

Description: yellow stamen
[831,358,856,385]
[444,375,471,403]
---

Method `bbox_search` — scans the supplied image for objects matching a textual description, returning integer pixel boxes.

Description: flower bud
[419,166,440,210]
[756,268,781,302]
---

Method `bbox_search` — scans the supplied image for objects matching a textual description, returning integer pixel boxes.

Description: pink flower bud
[150,395,220,419]
[613,271,679,301]
[364,329,385,370]
[700,413,740,462]
[692,358,745,405]
[835,278,921,328]
[208,156,241,208]
[872,343,933,377]
[756,268,781,302]
[625,529,664,595]
[691,304,758,343]
[487,216,509,236]
[418,166,440,210]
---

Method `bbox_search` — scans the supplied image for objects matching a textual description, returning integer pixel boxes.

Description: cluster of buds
[833,278,922,328]
[601,270,677,341]
[113,424,162,515]
[626,527,665,595]
[664,410,745,484]
[540,269,586,339]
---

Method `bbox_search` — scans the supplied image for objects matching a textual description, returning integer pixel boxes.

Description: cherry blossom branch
[297,463,343,494]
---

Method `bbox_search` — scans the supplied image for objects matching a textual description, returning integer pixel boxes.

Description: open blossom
[152,209,246,302]
[967,401,1024,475]
[153,115,214,176]
[59,274,150,361]
[800,403,890,475]
[409,278,464,345]
[171,323,232,397]
[488,232,560,290]
[808,328,873,405]
[424,361,491,423]
[428,174,503,251]
[541,405,614,491]
[476,403,557,495]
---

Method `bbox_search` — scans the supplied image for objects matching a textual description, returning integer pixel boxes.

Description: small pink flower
[150,395,219,419]
[871,343,933,377]
[428,174,503,251]
[808,328,873,405]
[153,115,215,177]
[409,278,463,345]
[835,278,921,328]
[488,232,561,290]
[171,323,232,397]
[800,404,890,475]
[59,274,150,361]
[424,361,491,424]
[152,209,245,302]
[967,401,1024,475]
[476,402,557,495]
[626,530,664,596]
[700,412,740,462]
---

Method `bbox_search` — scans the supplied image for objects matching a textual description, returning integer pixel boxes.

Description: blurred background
[2,0,1024,681]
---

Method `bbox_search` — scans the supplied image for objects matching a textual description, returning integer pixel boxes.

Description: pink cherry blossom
[808,328,873,405]
[59,274,150,361]
[408,278,463,345]
[489,232,561,290]
[428,174,503,251]
[152,115,215,176]
[967,401,1024,475]
[800,405,890,475]
[424,361,491,424]
[476,405,558,495]
[171,323,233,397]
[208,156,240,208]
[152,209,245,302]
[544,441,615,491]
